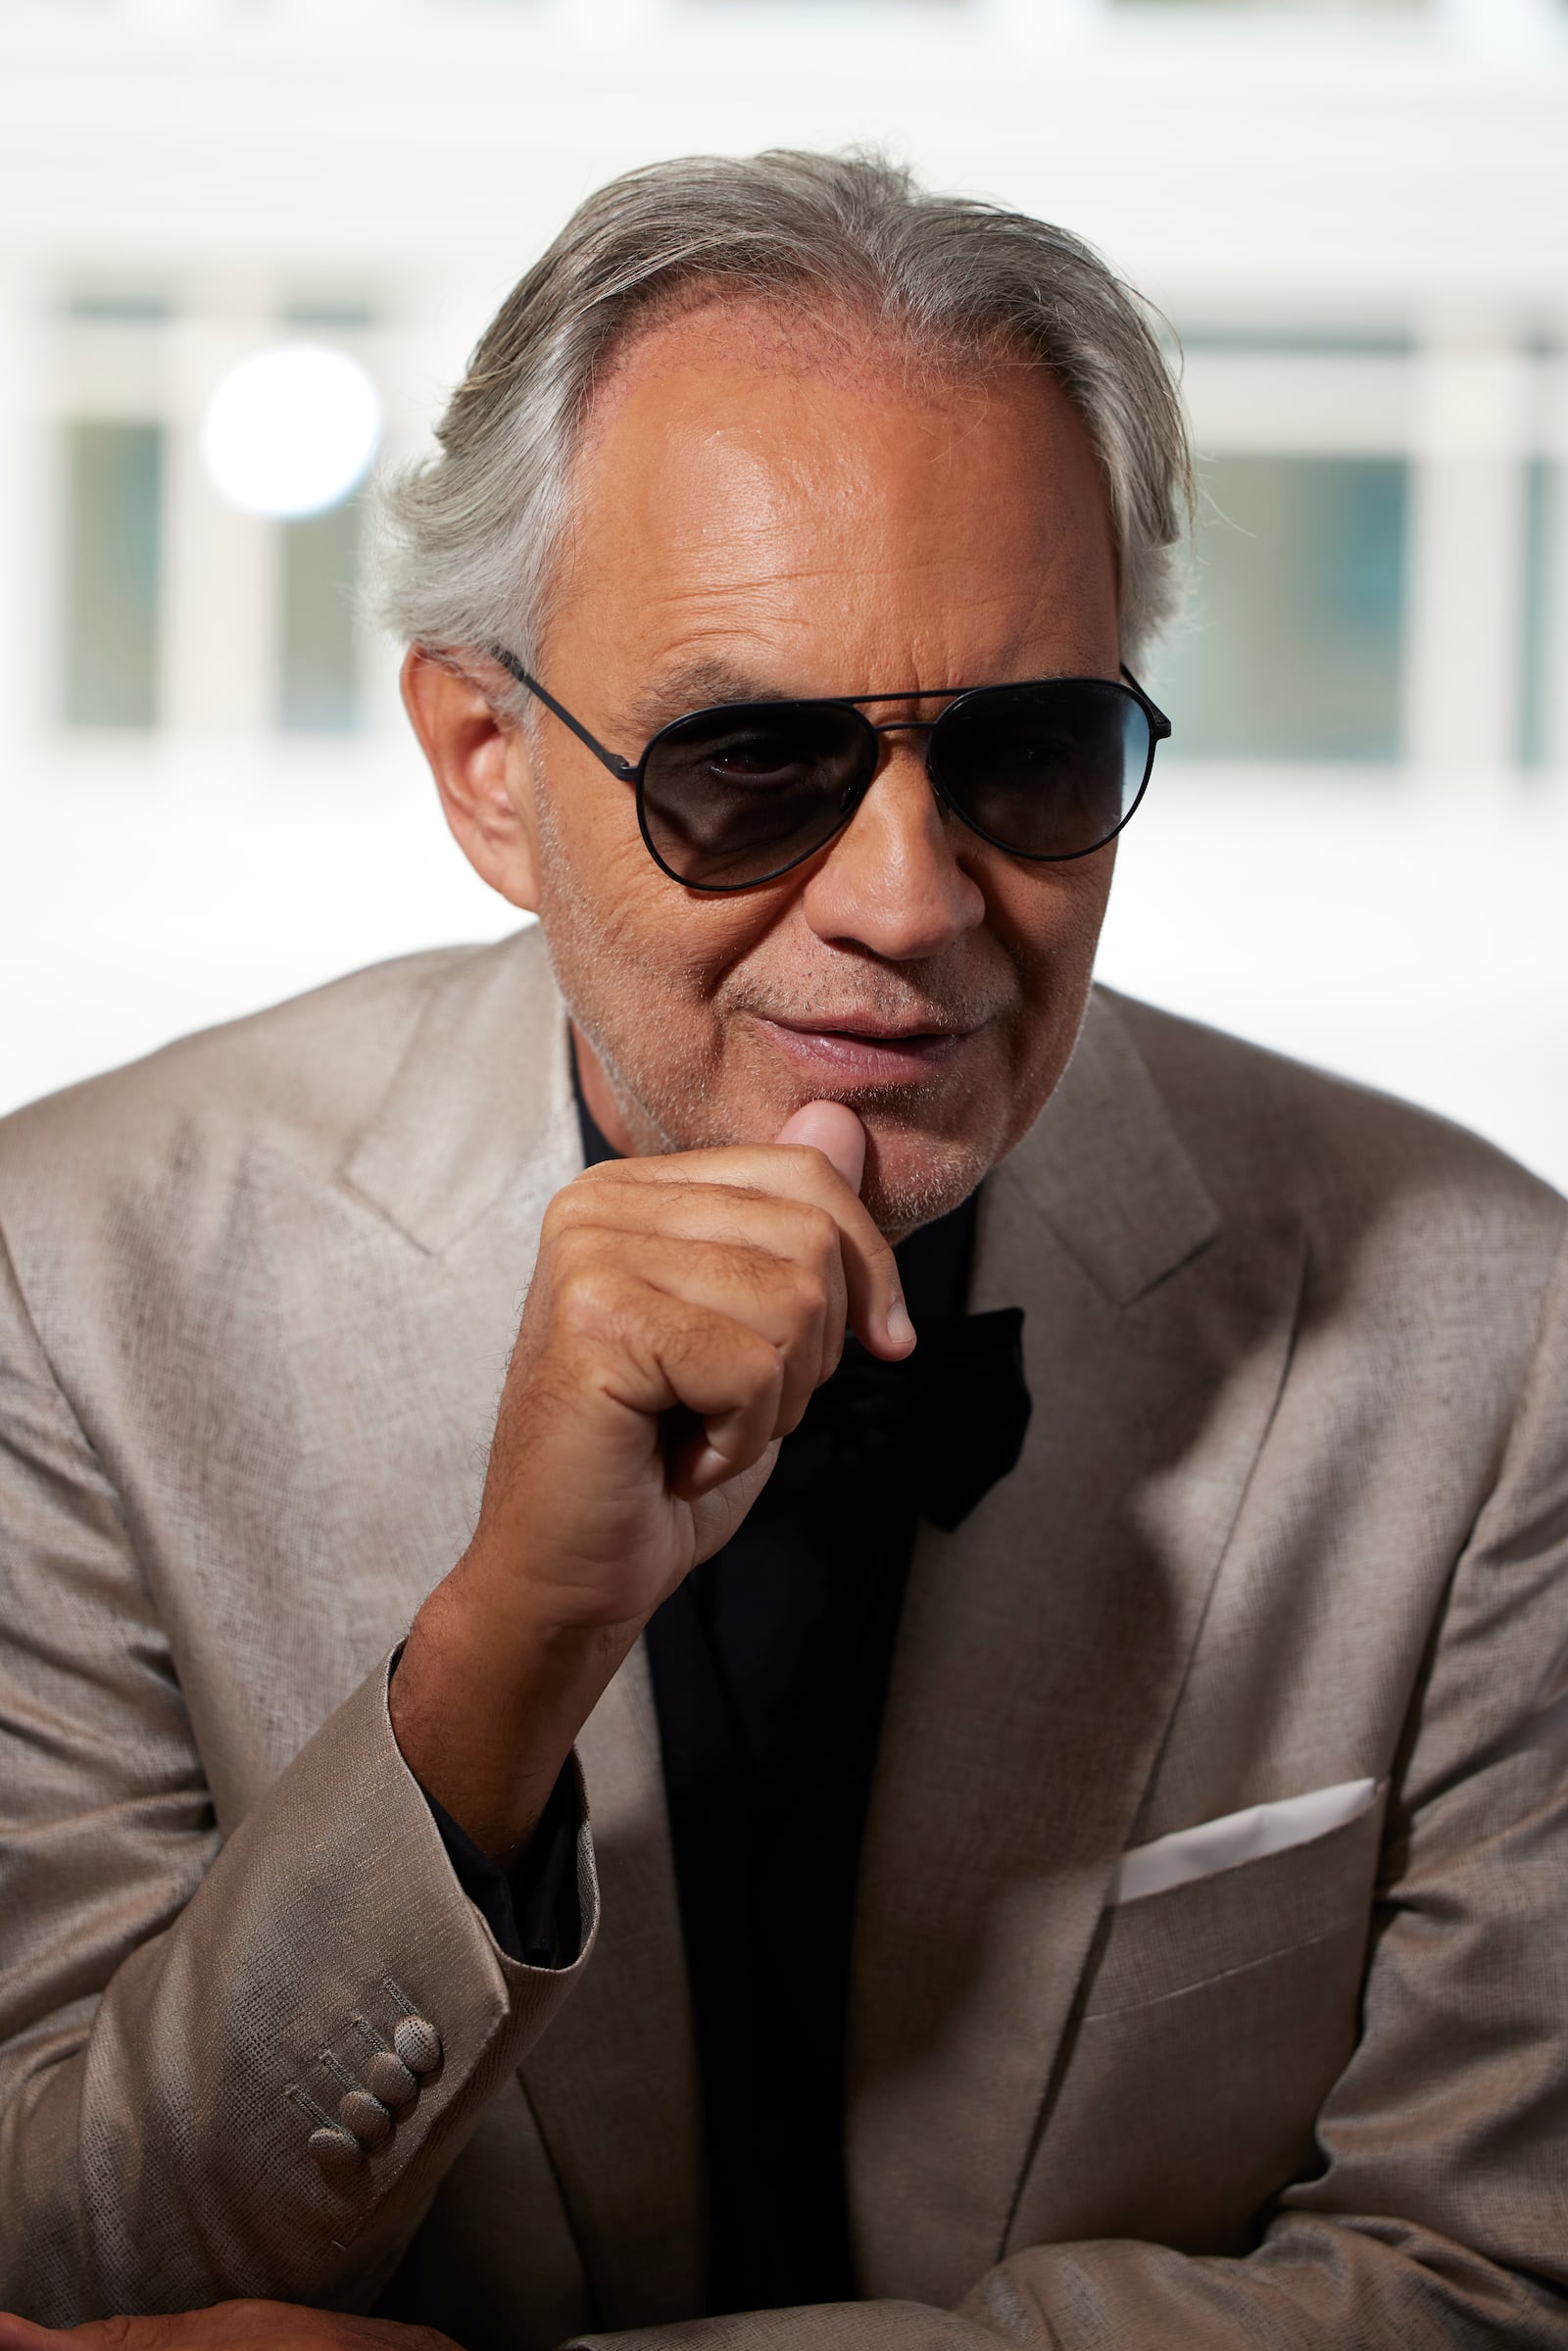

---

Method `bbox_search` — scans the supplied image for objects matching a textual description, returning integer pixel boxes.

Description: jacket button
[366,2051,419,2109]
[338,2089,394,2150]
[392,2016,442,2078]
[308,2126,364,2186]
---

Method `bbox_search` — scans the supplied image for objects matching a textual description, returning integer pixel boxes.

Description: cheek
[533,775,776,1054]
[992,851,1114,1005]
[986,856,1114,1120]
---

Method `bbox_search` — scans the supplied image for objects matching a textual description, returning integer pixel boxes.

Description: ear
[401,647,541,912]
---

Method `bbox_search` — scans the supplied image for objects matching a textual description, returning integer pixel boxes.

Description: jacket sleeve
[567,1239,1568,2349]
[0,1223,598,2325]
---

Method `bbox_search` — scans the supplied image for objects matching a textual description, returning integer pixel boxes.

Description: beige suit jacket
[1,926,1566,2348]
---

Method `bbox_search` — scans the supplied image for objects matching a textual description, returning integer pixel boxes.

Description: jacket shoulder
[1100,986,1567,1263]
[0,932,539,1213]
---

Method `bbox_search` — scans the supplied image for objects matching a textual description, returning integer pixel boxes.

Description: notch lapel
[846,991,1305,2305]
[341,925,582,1257]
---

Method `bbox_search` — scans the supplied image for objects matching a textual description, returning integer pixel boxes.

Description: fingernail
[887,1295,914,1348]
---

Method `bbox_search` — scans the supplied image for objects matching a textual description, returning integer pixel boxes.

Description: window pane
[62,420,163,729]
[1152,455,1408,762]
[278,495,363,733]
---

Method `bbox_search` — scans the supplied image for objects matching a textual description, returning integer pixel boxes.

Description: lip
[756,1013,977,1087]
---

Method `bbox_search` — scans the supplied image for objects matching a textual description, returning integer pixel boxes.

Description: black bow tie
[761,1306,1032,1534]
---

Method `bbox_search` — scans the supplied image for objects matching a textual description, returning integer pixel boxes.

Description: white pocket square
[1109,1777,1378,1906]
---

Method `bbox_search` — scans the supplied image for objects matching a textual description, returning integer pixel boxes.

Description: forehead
[544,294,1119,687]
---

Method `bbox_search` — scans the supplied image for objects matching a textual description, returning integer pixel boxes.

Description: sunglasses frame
[490,644,1171,892]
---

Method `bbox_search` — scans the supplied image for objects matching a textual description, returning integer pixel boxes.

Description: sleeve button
[338,2089,394,2150]
[366,2050,419,2109]
[308,2126,365,2186]
[392,2016,442,2078]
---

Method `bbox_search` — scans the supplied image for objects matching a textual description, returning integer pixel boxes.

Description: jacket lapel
[846,990,1305,2305]
[341,926,583,1258]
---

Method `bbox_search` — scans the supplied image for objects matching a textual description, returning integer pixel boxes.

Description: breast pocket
[1006,1784,1389,2258]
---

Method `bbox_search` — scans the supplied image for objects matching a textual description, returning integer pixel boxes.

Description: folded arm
[0,1229,596,2325]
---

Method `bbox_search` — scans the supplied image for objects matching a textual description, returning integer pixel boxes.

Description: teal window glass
[278,496,363,733]
[1151,455,1408,763]
[62,419,164,730]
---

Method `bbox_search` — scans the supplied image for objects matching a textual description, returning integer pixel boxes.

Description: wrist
[391,1566,635,1865]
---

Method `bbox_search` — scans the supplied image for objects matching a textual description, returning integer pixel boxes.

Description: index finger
[579,1137,914,1361]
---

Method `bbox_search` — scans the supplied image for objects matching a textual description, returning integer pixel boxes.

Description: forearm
[0,1656,596,2326]
[564,2217,1568,2350]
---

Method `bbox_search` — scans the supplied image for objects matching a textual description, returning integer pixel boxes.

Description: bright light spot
[201,343,382,518]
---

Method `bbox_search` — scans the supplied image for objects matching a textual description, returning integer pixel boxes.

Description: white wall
[1,0,1565,1188]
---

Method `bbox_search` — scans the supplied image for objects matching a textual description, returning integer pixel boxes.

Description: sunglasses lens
[639,703,873,888]
[930,681,1152,860]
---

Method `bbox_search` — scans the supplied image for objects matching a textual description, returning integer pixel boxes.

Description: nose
[798,731,987,961]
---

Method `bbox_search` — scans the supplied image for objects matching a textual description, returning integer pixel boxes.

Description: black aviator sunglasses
[491,646,1171,894]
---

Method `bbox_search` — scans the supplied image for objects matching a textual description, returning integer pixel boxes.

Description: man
[0,148,1565,2351]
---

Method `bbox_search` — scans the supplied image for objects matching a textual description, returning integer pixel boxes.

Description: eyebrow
[625,658,800,742]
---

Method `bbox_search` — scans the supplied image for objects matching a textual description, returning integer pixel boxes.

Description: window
[1150,455,1408,762]
[278,496,364,733]
[61,420,164,729]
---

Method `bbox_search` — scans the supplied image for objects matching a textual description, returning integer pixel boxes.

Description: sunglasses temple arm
[487,646,638,780]
[1119,662,1172,741]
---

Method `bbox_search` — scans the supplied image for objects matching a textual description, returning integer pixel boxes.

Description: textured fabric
[1,926,1566,2349]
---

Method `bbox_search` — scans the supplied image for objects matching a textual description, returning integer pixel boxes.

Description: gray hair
[375,149,1192,685]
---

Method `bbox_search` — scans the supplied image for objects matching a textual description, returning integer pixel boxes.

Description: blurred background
[1,0,1565,1185]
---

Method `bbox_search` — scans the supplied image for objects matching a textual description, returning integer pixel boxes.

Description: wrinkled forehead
[541,291,1119,691]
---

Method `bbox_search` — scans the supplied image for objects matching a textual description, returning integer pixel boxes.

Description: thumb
[774,1100,867,1197]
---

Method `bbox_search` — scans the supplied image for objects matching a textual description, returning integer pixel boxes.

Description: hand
[389,1099,914,1864]
[0,2305,455,2351]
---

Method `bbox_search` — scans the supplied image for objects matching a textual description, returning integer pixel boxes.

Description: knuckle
[653,1298,721,1369]
[734,1327,786,1400]
[557,1258,628,1332]
[546,1168,624,1234]
[548,1218,602,1275]
[793,1200,839,1259]
[790,1266,830,1325]
[541,1185,583,1238]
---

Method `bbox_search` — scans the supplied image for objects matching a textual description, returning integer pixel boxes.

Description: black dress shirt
[429,1064,1030,2316]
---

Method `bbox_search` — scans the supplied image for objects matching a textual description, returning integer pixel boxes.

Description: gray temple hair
[374,148,1192,689]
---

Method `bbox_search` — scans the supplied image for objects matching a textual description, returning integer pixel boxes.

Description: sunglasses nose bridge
[864,714,968,834]
[832,720,963,869]
[864,712,938,779]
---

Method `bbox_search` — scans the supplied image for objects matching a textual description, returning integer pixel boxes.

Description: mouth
[755,1012,978,1086]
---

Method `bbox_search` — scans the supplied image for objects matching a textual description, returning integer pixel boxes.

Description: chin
[857,1117,1003,1239]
